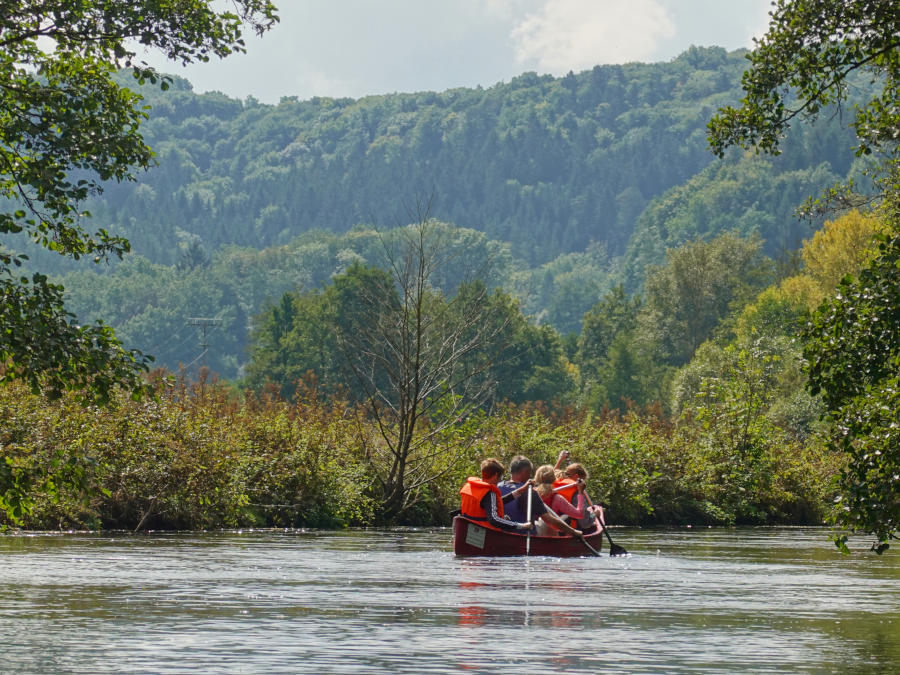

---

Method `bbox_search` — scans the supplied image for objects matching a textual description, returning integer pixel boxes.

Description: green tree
[585,328,667,413]
[708,0,900,551]
[577,285,641,375]
[244,290,344,399]
[801,210,885,292]
[804,228,900,552]
[1,1,278,522]
[1,1,278,391]
[707,0,899,164]
[640,232,773,366]
[682,341,801,524]
[492,316,572,406]
[450,280,573,407]
[577,285,655,412]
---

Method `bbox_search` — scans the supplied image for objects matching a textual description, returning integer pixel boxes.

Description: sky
[140,0,774,103]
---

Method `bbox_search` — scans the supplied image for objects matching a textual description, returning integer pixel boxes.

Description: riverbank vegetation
[0,373,843,531]
[708,0,900,552]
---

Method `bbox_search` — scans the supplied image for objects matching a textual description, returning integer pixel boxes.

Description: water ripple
[1,527,898,674]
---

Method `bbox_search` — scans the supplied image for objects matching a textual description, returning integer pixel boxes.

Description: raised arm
[554,449,570,470]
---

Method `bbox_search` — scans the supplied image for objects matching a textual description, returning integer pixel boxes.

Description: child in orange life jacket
[459,458,534,533]
[561,462,605,532]
[533,464,589,536]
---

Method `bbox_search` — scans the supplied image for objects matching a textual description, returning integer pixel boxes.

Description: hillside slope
[76,46,854,271]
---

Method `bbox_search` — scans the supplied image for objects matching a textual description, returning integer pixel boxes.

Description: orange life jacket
[459,477,504,521]
[553,478,578,503]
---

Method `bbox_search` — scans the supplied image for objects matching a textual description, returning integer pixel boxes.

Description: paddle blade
[601,525,628,556]
[608,542,628,556]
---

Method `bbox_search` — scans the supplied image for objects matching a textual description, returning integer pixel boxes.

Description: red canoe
[453,515,604,557]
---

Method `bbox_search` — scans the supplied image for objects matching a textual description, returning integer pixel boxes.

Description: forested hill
[82,46,857,272]
[33,46,868,378]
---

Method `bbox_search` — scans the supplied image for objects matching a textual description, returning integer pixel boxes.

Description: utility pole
[187,317,222,370]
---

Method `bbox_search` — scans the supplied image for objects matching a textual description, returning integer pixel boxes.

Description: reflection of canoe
[453,516,604,557]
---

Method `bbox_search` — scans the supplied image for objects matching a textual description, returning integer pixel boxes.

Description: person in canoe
[555,462,606,532]
[460,458,535,532]
[533,464,592,535]
[499,453,571,518]
[497,455,534,521]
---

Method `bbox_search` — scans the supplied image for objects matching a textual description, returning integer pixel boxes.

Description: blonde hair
[533,464,556,497]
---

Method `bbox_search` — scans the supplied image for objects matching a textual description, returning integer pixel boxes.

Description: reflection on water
[0,528,898,674]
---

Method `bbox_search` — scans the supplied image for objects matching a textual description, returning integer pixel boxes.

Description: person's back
[498,479,527,520]
[498,455,533,521]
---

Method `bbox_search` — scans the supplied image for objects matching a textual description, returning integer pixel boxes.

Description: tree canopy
[1,1,277,402]
[803,224,900,548]
[43,45,860,276]
[1,1,278,523]
[708,0,899,161]
[709,0,900,552]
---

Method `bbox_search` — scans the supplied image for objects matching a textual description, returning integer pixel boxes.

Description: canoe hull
[452,516,603,557]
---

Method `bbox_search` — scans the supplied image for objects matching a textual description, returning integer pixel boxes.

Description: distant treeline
[14,47,863,280]
[2,47,872,392]
[55,207,876,415]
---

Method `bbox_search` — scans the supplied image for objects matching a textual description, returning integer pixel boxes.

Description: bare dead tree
[335,205,508,520]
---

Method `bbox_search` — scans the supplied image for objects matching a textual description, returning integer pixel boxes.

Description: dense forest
[14,46,869,379]
[93,45,854,268]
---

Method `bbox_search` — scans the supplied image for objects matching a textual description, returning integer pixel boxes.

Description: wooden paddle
[526,481,533,556]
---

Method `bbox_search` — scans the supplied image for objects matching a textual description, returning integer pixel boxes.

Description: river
[1,527,898,674]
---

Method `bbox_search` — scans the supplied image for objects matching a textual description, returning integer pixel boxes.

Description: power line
[146,325,196,359]
[187,316,223,370]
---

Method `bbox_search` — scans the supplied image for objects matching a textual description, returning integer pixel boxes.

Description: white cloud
[131,1,769,102]
[481,0,531,19]
[286,66,360,101]
[744,5,772,47]
[510,0,676,73]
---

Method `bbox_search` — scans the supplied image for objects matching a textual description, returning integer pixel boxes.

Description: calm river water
[1,527,898,674]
